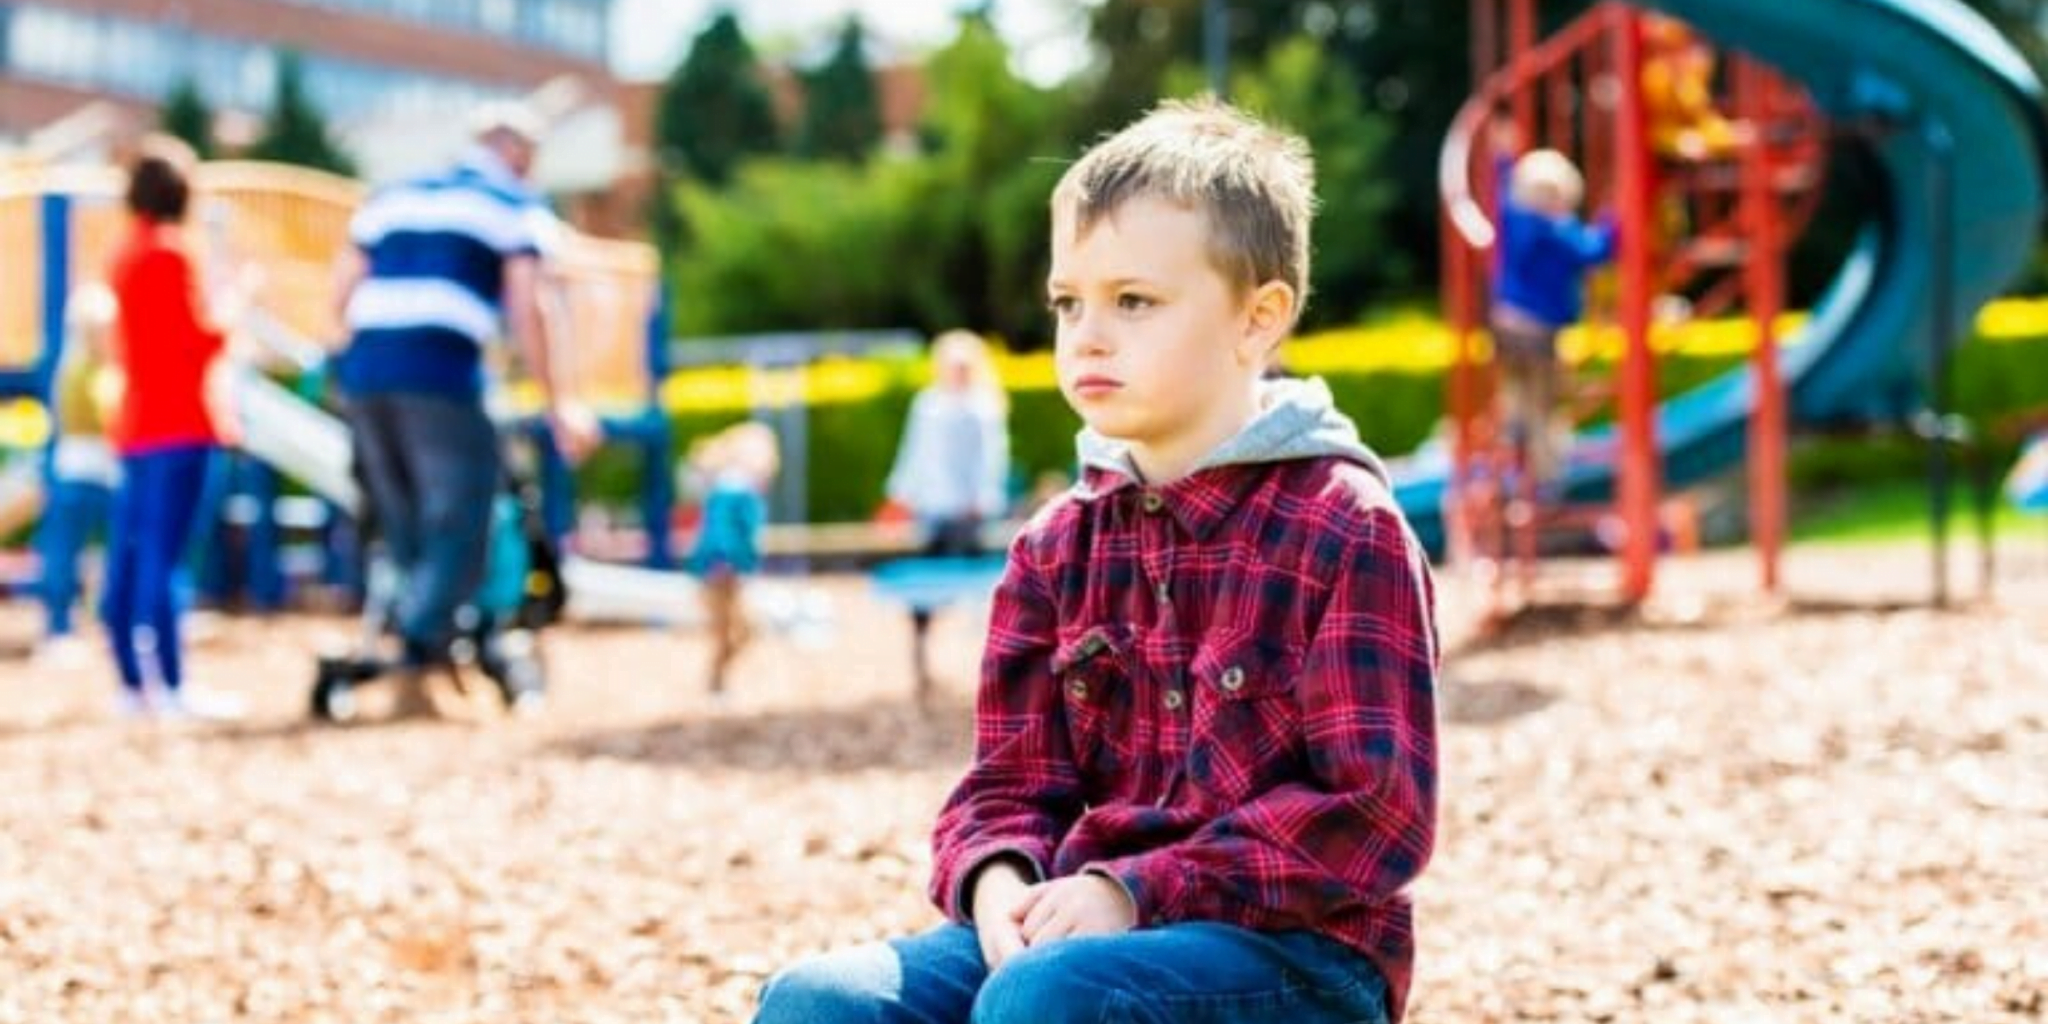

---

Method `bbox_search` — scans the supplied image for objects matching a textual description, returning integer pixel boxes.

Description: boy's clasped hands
[970,860,1137,970]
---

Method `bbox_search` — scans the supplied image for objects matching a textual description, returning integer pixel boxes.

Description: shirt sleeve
[1558,213,1619,268]
[928,541,1083,920]
[1085,508,1440,929]
[514,203,559,259]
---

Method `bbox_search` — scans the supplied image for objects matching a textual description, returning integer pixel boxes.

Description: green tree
[667,9,1077,345]
[1078,1,1601,299]
[248,52,355,175]
[1172,38,1398,328]
[915,7,1073,339]
[795,17,883,162]
[159,77,214,159]
[656,10,781,186]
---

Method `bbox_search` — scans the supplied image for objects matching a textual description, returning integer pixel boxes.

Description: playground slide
[1400,0,2048,552]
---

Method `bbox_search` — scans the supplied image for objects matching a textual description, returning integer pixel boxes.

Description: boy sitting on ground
[751,98,1441,1024]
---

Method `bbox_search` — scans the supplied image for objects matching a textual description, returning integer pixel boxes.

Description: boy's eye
[1116,293,1154,312]
[1048,295,1079,318]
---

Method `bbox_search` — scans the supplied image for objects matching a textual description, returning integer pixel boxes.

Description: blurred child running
[37,281,122,665]
[685,421,779,696]
[883,328,1011,695]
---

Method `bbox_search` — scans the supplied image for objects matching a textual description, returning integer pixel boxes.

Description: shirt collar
[1071,461,1270,542]
[456,145,525,189]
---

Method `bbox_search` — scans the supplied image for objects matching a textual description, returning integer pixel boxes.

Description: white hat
[468,100,546,144]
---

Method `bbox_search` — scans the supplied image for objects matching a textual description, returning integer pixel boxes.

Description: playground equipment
[1418,0,2048,612]
[0,155,684,619]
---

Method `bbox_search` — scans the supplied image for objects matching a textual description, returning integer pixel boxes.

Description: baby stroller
[309,433,567,723]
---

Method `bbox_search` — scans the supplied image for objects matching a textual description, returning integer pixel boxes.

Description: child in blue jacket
[1493,147,1617,490]
[685,421,778,694]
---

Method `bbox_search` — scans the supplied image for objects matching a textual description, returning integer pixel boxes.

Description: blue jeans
[752,922,1389,1024]
[347,393,499,661]
[101,445,215,691]
[40,476,113,636]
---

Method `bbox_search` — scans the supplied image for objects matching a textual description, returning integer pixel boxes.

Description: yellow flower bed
[4,299,2043,444]
[1976,296,2048,342]
[630,300,2033,414]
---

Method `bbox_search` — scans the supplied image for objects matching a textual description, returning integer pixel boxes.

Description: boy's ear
[1236,280,1296,366]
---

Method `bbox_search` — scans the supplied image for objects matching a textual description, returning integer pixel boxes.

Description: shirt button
[1068,678,1089,699]
[1140,491,1165,514]
[1162,689,1185,711]
[1219,665,1246,692]
[1153,581,1170,604]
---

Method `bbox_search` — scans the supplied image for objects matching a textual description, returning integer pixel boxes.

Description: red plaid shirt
[930,454,1439,1021]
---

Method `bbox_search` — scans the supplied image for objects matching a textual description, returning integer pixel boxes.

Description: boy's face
[1048,195,1292,475]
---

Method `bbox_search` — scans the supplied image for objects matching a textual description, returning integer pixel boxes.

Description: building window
[480,0,516,35]
[2,3,520,128]
[259,0,610,62]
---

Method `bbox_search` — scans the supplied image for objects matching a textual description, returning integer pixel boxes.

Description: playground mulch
[0,542,2044,1023]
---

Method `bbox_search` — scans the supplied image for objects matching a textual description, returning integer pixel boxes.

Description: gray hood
[1077,376,1389,486]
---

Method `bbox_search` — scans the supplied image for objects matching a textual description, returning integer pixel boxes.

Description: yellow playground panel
[0,164,121,370]
[548,229,661,411]
[194,161,365,346]
[0,160,658,411]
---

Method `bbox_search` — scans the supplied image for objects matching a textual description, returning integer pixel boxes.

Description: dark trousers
[912,515,983,634]
[101,445,215,691]
[348,393,500,663]
[41,476,113,636]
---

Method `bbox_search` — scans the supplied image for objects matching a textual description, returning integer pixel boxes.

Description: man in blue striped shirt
[334,102,598,718]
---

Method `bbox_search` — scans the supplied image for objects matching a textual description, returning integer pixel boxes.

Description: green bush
[581,327,2048,526]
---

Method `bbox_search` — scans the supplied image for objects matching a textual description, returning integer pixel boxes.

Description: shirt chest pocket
[1051,625,1132,778]
[1185,631,1305,804]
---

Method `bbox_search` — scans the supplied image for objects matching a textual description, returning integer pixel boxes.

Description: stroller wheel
[482,631,546,713]
[310,666,359,723]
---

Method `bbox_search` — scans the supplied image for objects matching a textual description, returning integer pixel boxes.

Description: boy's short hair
[1053,98,1317,323]
[125,133,198,223]
[1510,149,1585,210]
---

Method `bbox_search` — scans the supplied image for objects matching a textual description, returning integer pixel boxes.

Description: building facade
[0,0,636,225]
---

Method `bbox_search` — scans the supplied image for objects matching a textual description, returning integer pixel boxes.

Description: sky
[608,0,1096,85]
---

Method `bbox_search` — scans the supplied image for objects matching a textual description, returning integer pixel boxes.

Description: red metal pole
[1444,212,1475,564]
[1508,0,1538,136]
[1474,0,1498,90]
[1612,7,1660,603]
[1739,61,1787,594]
[1455,0,1495,576]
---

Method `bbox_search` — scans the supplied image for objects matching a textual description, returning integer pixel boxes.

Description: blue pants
[40,476,113,636]
[347,393,500,662]
[101,445,215,692]
[752,922,1389,1024]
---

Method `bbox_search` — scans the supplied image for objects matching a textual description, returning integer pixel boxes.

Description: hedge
[5,302,2043,526]
[614,301,2048,524]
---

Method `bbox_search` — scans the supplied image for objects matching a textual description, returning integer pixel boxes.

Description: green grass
[1792,476,2045,545]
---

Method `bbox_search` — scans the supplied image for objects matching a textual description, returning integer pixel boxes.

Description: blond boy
[753,99,1440,1024]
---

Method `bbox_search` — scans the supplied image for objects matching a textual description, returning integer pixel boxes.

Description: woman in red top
[101,135,240,720]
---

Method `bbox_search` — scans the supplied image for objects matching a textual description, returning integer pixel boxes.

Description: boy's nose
[1065,313,1113,356]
